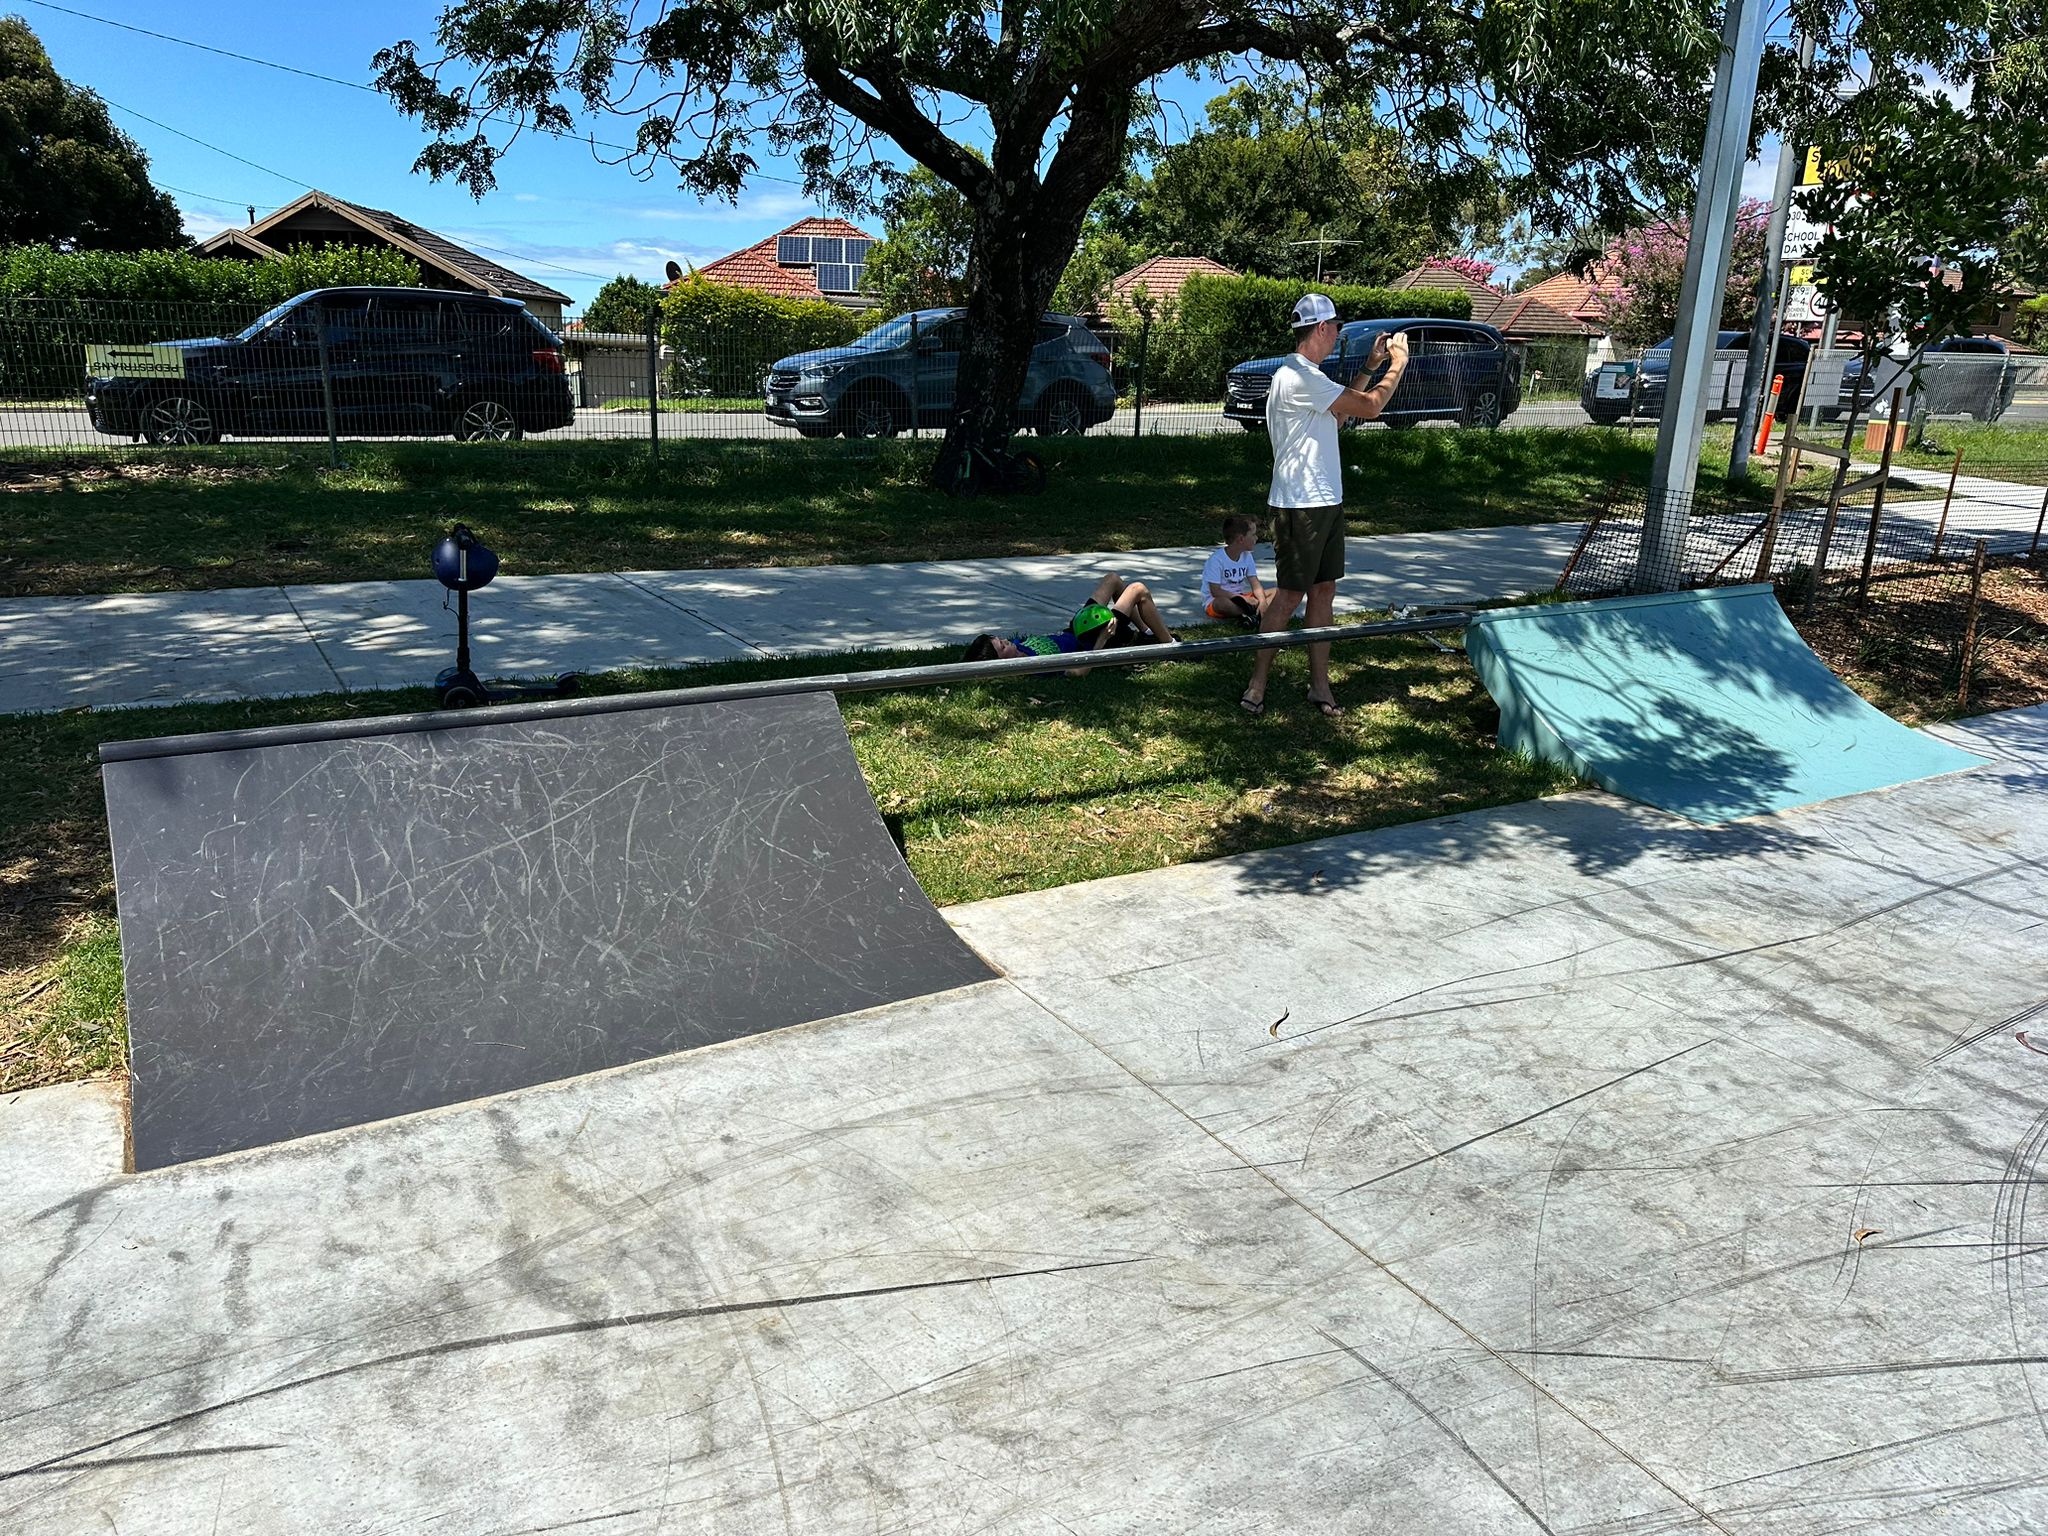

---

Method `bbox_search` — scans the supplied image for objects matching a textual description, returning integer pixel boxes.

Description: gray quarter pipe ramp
[101,691,993,1170]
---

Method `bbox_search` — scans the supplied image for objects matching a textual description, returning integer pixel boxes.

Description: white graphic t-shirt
[1200,545,1259,606]
[1267,354,1346,508]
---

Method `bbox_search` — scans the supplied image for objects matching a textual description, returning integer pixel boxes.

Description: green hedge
[0,243,421,303]
[1118,274,1472,402]
[0,243,424,399]
[659,276,862,396]
[2016,295,2048,349]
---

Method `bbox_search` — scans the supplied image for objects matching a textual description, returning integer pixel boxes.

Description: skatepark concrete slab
[0,587,343,712]
[9,704,2048,1530]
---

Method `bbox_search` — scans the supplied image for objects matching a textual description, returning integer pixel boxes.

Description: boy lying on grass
[963,573,1176,668]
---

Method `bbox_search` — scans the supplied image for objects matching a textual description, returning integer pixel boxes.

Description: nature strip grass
[1,426,1760,598]
[0,625,1576,1094]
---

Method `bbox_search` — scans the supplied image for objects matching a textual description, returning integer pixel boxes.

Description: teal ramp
[1465,584,1985,823]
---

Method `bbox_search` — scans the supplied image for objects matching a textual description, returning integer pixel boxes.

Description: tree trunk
[931,188,1087,492]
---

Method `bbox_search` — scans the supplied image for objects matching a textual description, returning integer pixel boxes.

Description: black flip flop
[1239,691,1266,717]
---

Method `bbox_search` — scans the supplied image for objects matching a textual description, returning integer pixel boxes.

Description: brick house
[687,217,880,306]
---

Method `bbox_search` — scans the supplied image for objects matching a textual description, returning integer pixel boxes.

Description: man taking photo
[1241,296,1411,718]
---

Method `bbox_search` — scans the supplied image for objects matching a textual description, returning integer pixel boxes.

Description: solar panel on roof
[810,237,844,265]
[776,235,811,265]
[816,263,855,293]
[845,238,873,263]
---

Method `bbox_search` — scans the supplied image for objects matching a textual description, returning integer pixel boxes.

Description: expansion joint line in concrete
[277,587,348,695]
[611,572,771,656]
[998,973,1736,1536]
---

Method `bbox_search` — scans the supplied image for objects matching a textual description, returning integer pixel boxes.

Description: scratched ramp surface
[1466,583,1985,822]
[101,691,992,1170]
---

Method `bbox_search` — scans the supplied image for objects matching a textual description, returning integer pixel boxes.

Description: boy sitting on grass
[1200,514,1269,628]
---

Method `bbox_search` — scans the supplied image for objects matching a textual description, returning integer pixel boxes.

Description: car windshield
[852,314,949,351]
[235,299,305,341]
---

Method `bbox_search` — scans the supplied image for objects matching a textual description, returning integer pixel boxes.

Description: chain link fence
[1559,449,2048,711]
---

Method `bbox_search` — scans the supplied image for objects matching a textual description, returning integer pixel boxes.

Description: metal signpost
[1641,0,1770,590]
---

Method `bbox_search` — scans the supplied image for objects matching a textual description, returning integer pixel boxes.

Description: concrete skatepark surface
[7,702,2048,1532]
[1467,585,1987,822]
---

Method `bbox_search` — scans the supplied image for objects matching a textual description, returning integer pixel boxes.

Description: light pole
[1641,0,1770,590]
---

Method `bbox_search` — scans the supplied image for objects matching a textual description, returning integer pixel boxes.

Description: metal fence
[1583,344,2048,432]
[1559,444,2048,710]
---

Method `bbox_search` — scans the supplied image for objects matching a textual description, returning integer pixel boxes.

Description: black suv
[1223,318,1521,430]
[1583,330,1810,424]
[85,288,575,445]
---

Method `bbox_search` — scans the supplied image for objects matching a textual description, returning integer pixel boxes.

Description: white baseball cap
[1291,293,1338,326]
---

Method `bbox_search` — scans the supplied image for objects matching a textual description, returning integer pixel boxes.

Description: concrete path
[6,702,2045,1531]
[0,523,1587,714]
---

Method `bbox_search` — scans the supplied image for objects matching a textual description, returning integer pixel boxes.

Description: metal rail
[100,612,1470,764]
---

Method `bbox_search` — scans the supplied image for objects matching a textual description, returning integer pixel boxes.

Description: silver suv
[764,309,1117,438]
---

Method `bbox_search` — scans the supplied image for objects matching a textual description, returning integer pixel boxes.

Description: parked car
[1582,330,1810,425]
[85,288,574,446]
[1826,335,2019,422]
[1221,318,1520,431]
[763,309,1116,438]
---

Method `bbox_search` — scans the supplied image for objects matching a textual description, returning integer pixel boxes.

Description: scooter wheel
[439,682,487,709]
[554,673,583,697]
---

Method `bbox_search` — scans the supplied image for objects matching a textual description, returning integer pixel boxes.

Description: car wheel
[454,399,522,442]
[1384,417,1417,432]
[142,394,220,446]
[842,387,906,439]
[1461,388,1504,429]
[1037,386,1090,436]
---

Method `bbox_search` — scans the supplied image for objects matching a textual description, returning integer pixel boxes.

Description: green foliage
[2015,296,2048,349]
[1792,0,2047,360]
[658,275,861,395]
[1050,228,1146,317]
[863,164,975,314]
[0,243,422,303]
[1109,84,1500,287]
[0,18,182,251]
[1124,272,1470,402]
[0,244,425,398]
[581,274,664,335]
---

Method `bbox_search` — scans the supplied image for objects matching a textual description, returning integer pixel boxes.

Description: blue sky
[21,0,1222,309]
[25,0,1791,307]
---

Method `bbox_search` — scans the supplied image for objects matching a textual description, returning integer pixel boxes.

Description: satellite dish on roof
[664,260,683,283]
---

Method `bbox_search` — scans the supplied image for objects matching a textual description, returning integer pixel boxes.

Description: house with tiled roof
[1394,259,1601,341]
[194,191,573,326]
[688,217,880,306]
[1109,255,1239,308]
[1513,263,1624,334]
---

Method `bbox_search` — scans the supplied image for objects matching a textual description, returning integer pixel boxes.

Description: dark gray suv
[764,309,1117,438]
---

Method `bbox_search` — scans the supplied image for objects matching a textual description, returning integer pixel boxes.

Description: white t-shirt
[1266,354,1346,508]
[1200,545,1259,605]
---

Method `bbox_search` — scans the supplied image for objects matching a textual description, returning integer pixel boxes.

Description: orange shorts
[1207,594,1257,619]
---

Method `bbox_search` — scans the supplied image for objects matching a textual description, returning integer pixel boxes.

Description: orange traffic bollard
[1754,373,1784,456]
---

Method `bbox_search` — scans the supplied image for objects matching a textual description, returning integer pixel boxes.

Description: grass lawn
[1895,422,2048,476]
[599,396,767,413]
[2,426,1764,599]
[0,624,1576,1094]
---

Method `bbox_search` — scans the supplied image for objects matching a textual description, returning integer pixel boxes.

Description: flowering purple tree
[1603,199,1772,346]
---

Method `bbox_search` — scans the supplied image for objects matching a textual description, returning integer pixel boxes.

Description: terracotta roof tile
[1109,255,1240,304]
[1393,258,1599,337]
[693,216,879,299]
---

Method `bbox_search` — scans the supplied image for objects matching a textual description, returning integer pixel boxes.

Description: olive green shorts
[1270,502,1345,592]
